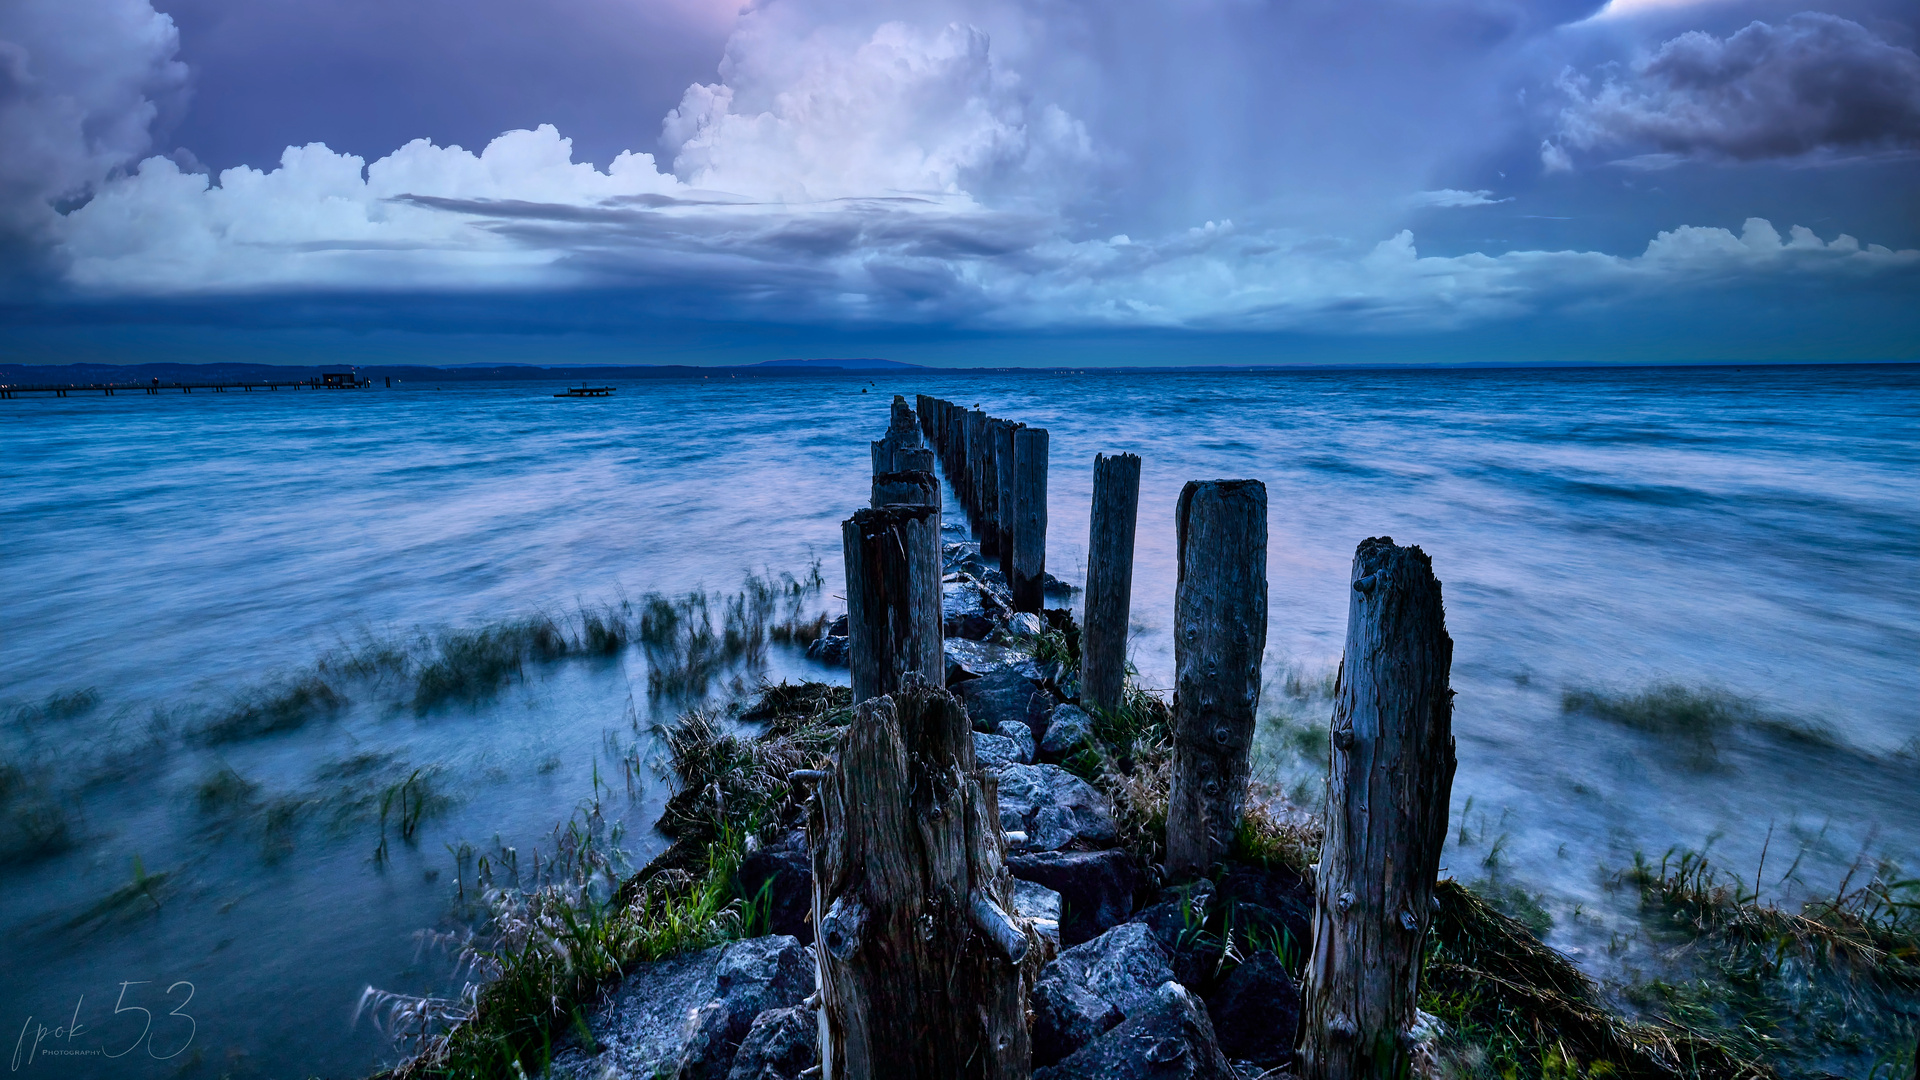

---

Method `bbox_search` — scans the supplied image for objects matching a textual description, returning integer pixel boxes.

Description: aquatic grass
[1607,843,1920,1075]
[1420,878,1766,1080]
[65,856,170,931]
[1560,683,1849,769]
[192,674,349,743]
[0,758,76,864]
[193,764,261,815]
[412,617,568,712]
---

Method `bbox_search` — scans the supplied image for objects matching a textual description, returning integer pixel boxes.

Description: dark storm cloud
[1557,13,1920,163]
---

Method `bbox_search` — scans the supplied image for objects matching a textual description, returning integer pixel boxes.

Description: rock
[1042,572,1079,600]
[973,731,1021,770]
[1008,611,1046,638]
[994,764,1120,853]
[944,638,1047,688]
[550,944,731,1080]
[1204,950,1301,1067]
[1031,922,1175,1065]
[672,936,817,1080]
[995,720,1036,764]
[1035,981,1235,1080]
[1129,885,1220,991]
[1040,705,1095,760]
[1012,877,1063,950]
[957,666,1056,738]
[737,845,813,944]
[805,634,848,666]
[828,614,848,636]
[1213,864,1314,966]
[942,578,997,640]
[724,1004,819,1080]
[1006,849,1137,946]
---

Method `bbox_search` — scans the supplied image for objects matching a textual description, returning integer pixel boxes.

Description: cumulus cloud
[1555,13,1920,165]
[17,0,1920,335]
[0,0,186,280]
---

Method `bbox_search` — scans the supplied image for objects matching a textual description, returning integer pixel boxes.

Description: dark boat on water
[554,383,615,397]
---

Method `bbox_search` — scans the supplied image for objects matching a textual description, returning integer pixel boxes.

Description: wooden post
[809,677,1033,1080]
[1080,453,1141,717]
[966,410,989,529]
[1300,537,1456,1080]
[979,417,1001,561]
[871,470,940,510]
[873,395,925,475]
[1164,479,1267,882]
[843,506,944,704]
[1009,428,1049,613]
[993,420,1020,579]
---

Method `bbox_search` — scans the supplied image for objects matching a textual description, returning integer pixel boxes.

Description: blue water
[2,366,1916,1077]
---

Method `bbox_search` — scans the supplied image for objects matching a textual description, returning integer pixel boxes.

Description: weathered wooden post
[979,417,1001,561]
[842,505,944,704]
[1164,479,1267,882]
[1300,537,1455,1080]
[809,677,1033,1080]
[1080,453,1141,717]
[993,419,1020,579]
[1009,427,1049,613]
[871,470,939,510]
[872,395,925,475]
[967,410,989,528]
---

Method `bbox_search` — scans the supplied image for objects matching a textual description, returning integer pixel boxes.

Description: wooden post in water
[1300,537,1455,1080]
[1009,427,1049,613]
[993,419,1020,579]
[1164,479,1267,882]
[871,470,940,510]
[872,395,925,475]
[843,505,944,704]
[809,677,1033,1080]
[977,417,999,561]
[1080,453,1141,717]
[967,410,989,531]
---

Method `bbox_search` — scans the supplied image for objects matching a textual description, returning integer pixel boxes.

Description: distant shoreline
[5,358,1917,386]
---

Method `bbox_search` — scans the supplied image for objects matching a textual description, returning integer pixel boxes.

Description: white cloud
[32,2,1920,333]
[1407,189,1511,208]
[0,0,186,271]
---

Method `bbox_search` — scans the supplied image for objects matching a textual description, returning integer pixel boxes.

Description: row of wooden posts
[816,394,1457,1080]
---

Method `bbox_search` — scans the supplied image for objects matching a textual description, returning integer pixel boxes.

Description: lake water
[3,365,1917,1078]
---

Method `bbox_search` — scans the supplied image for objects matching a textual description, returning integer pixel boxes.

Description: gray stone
[805,634,848,666]
[550,936,815,1080]
[1031,923,1176,1066]
[973,731,1021,770]
[994,763,1119,853]
[1035,981,1235,1080]
[1008,611,1046,638]
[944,637,1047,688]
[942,578,998,640]
[724,1004,819,1080]
[1204,950,1300,1067]
[957,666,1056,738]
[1040,705,1095,760]
[673,936,817,1080]
[1012,877,1063,949]
[995,720,1037,764]
[737,844,812,944]
[1006,848,1138,946]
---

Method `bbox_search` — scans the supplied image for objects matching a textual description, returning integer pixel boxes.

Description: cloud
[17,0,1920,337]
[1554,13,1920,164]
[0,0,186,280]
[1407,189,1512,207]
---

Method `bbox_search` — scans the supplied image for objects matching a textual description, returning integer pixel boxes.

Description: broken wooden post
[1080,453,1141,717]
[1299,537,1456,1080]
[1164,479,1267,882]
[842,505,944,704]
[871,470,940,510]
[993,419,1020,579]
[1009,427,1049,613]
[809,677,1033,1080]
[872,395,925,475]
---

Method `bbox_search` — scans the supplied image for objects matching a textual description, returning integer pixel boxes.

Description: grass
[372,680,848,1079]
[1560,683,1849,769]
[193,675,348,743]
[1607,844,1920,1078]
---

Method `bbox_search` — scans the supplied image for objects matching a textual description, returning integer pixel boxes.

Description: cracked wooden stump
[807,678,1034,1080]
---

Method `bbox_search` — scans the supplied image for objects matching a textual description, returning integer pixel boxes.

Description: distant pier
[2,373,372,399]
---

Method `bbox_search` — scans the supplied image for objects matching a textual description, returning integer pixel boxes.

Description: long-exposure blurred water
[2,365,1916,1078]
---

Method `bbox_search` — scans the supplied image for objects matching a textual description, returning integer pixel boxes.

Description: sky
[1,0,1917,366]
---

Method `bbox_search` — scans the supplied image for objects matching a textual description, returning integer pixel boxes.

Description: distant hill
[748,358,924,370]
